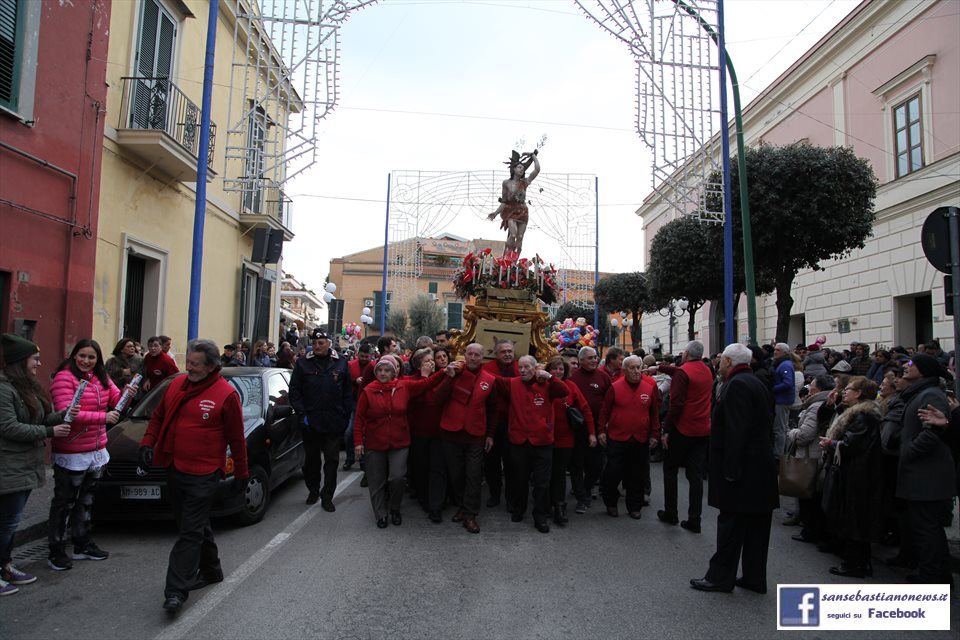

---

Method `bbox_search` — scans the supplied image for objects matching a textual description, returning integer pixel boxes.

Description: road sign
[920,207,956,274]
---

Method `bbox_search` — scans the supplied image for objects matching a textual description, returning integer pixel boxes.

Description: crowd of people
[0,326,956,608]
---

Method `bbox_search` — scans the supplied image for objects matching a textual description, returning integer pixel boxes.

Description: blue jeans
[0,490,31,565]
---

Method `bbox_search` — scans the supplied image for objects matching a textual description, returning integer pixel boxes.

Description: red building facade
[0,0,110,358]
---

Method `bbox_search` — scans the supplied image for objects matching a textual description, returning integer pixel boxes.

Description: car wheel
[235,465,269,526]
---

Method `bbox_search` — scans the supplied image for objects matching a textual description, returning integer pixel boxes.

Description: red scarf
[152,371,226,459]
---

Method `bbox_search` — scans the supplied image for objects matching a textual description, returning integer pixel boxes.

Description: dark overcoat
[708,365,779,514]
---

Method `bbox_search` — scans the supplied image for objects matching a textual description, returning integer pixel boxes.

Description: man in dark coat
[691,343,778,594]
[891,353,954,584]
[289,329,352,511]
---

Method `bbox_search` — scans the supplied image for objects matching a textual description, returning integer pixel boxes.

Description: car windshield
[129,374,264,428]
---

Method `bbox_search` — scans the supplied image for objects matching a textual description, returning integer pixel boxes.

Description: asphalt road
[1,460,957,640]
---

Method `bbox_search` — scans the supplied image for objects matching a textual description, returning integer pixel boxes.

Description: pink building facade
[638,0,959,354]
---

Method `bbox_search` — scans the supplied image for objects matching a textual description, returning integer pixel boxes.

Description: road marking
[154,472,360,640]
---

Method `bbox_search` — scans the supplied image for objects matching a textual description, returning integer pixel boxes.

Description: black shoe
[534,521,550,533]
[791,533,816,543]
[552,505,566,527]
[451,509,464,523]
[305,492,319,505]
[680,520,701,533]
[48,548,73,572]
[486,496,500,508]
[510,513,523,523]
[72,541,109,561]
[829,564,867,578]
[163,594,185,612]
[643,496,650,506]
[376,517,389,529]
[342,462,353,471]
[190,569,224,591]
[606,506,619,518]
[390,510,402,526]
[628,511,642,520]
[428,510,442,524]
[559,503,569,524]
[360,474,368,488]
[321,497,336,512]
[689,578,733,593]
[657,510,679,525]
[735,578,767,594]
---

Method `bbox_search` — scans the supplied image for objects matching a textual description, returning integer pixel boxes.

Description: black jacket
[896,378,954,501]
[824,401,884,541]
[708,365,779,514]
[289,351,352,434]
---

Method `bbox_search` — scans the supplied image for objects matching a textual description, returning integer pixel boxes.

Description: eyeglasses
[905,360,913,368]
[843,387,857,393]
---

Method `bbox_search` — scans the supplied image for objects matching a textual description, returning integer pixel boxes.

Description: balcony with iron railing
[115,77,217,181]
[240,185,294,241]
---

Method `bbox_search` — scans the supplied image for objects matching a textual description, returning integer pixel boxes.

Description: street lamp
[658,298,689,356]
[360,306,373,338]
[609,317,619,351]
[623,318,633,350]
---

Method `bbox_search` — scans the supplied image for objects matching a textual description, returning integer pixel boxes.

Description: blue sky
[281,0,861,309]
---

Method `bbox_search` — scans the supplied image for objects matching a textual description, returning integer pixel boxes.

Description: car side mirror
[272,405,294,420]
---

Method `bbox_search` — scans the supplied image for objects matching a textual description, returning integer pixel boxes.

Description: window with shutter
[0,0,23,111]
[131,0,177,130]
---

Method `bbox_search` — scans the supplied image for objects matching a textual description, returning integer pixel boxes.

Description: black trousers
[798,492,825,541]
[601,439,649,513]
[166,469,221,600]
[550,447,574,505]
[409,435,448,513]
[509,442,552,523]
[583,440,605,496]
[302,430,341,498]
[485,422,514,504]
[569,436,589,502]
[705,511,772,590]
[907,499,952,582]
[662,432,708,522]
[443,438,484,516]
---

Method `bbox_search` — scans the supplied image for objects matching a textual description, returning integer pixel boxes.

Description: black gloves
[138,446,154,470]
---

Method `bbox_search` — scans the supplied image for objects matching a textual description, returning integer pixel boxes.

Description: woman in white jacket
[786,374,834,542]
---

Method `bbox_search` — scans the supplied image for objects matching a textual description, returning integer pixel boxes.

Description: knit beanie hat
[911,353,951,380]
[642,355,657,366]
[1,333,39,366]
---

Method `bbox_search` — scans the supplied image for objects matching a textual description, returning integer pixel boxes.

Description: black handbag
[820,448,843,521]
[567,405,587,433]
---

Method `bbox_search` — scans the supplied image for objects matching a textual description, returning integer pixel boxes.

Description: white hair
[518,355,538,367]
[685,340,704,360]
[578,346,597,359]
[721,343,753,366]
[622,354,643,369]
[775,342,791,354]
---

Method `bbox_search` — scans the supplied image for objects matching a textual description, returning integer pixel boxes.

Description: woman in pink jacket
[47,339,129,571]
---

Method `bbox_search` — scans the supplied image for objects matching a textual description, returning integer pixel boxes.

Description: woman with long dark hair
[0,335,73,596]
[105,337,142,389]
[47,339,132,571]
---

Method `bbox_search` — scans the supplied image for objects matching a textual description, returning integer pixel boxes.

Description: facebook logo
[780,588,820,626]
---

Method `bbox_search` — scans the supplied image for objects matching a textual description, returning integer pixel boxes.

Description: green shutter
[0,0,23,110]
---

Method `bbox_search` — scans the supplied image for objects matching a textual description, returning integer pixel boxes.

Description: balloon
[325,282,337,294]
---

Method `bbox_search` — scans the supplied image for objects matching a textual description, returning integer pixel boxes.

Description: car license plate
[120,485,161,500]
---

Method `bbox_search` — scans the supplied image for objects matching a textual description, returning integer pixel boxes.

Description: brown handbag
[778,442,819,499]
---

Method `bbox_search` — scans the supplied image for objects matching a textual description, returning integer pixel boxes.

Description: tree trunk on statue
[775,274,795,343]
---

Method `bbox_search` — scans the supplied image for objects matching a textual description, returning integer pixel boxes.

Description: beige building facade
[94,0,296,362]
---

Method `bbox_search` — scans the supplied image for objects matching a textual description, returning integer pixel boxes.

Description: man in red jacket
[492,355,569,533]
[570,346,612,513]
[481,339,520,509]
[598,355,660,519]
[142,335,180,392]
[438,343,498,534]
[139,339,248,614]
[652,340,713,533]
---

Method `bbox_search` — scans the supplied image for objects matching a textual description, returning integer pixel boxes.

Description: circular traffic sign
[921,206,957,274]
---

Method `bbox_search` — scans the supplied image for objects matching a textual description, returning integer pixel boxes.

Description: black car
[94,367,304,525]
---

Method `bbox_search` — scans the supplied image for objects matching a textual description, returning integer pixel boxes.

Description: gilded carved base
[449,291,556,362]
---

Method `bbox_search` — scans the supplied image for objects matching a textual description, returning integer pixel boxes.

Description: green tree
[385,307,409,347]
[593,272,658,349]
[724,143,877,341]
[407,294,446,343]
[646,216,724,341]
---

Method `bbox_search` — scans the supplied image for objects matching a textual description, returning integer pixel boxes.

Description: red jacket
[494,375,569,446]
[599,376,661,443]
[438,367,498,439]
[142,352,179,389]
[141,372,248,478]
[354,373,445,451]
[570,367,612,430]
[552,379,595,448]
[482,359,519,416]
[660,360,713,438]
[50,370,121,454]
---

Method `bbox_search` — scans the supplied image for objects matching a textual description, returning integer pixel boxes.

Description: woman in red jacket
[48,339,135,571]
[406,348,449,523]
[546,356,596,527]
[354,357,449,528]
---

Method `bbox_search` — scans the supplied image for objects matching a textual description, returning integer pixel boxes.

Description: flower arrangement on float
[551,317,599,352]
[452,248,561,305]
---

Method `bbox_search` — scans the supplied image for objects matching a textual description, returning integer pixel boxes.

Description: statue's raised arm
[486,150,540,260]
